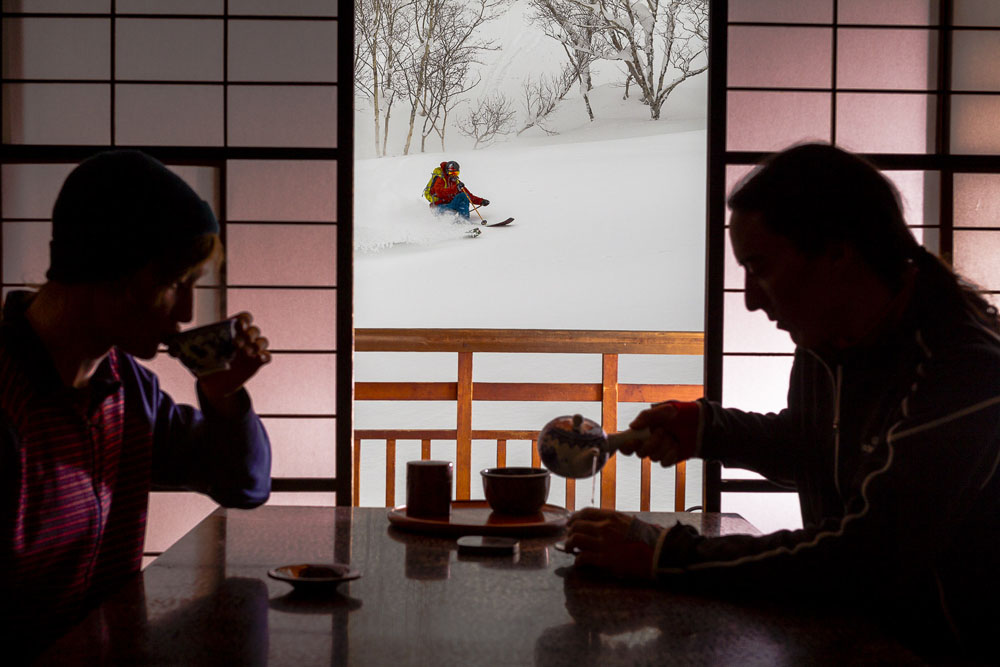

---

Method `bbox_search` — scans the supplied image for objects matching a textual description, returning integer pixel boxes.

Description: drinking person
[565,143,1000,659]
[0,150,273,660]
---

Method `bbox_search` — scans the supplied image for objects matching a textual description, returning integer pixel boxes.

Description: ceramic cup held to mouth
[166,317,240,377]
[481,467,550,515]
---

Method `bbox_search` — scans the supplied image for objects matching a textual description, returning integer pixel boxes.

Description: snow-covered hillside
[353,1,803,533]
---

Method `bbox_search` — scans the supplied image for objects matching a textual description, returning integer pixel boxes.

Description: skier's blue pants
[436,192,471,219]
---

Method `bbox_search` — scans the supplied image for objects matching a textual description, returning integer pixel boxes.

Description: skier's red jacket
[430,162,484,206]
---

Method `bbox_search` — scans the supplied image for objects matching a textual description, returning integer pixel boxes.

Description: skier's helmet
[445,161,460,175]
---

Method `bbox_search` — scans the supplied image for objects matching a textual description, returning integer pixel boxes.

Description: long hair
[728,143,998,331]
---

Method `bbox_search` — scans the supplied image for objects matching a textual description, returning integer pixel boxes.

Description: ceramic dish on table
[267,563,361,591]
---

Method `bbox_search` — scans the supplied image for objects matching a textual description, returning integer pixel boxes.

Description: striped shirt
[0,291,271,652]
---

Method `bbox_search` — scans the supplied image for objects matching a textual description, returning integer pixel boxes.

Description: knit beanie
[47,150,219,283]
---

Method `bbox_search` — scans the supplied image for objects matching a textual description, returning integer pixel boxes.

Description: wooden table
[38,506,924,665]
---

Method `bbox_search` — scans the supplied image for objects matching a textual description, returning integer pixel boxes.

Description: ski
[484,217,514,227]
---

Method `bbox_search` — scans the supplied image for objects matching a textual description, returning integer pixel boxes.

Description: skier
[424,160,489,221]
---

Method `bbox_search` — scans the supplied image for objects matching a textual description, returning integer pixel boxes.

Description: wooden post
[674,461,687,511]
[421,439,431,460]
[497,439,506,467]
[456,352,473,500]
[353,438,362,506]
[385,439,396,507]
[600,354,618,509]
[565,478,576,510]
[641,458,651,511]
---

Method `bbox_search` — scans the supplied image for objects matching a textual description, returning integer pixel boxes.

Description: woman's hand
[619,401,700,466]
[565,507,661,580]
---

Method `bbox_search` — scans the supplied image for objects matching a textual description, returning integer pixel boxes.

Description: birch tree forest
[355,0,708,156]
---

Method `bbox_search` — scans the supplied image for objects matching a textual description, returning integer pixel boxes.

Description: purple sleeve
[125,356,271,508]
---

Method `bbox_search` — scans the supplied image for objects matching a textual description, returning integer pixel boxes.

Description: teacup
[481,467,550,515]
[166,317,239,376]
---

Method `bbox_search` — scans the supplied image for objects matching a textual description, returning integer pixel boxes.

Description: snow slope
[353,8,803,532]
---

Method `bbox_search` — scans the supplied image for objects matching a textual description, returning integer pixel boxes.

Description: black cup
[406,460,453,518]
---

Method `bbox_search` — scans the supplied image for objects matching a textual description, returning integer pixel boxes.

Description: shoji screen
[0,0,353,556]
[705,0,1000,532]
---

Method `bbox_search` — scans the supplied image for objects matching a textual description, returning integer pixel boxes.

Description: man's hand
[620,401,700,467]
[481,199,490,206]
[197,312,271,415]
[565,507,659,580]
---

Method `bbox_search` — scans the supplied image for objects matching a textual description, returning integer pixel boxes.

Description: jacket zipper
[807,350,844,499]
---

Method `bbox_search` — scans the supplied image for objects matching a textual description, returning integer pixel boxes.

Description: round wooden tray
[387,500,570,537]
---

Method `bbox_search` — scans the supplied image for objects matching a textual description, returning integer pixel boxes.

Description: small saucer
[267,563,361,590]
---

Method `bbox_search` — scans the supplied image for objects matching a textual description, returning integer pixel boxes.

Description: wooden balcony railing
[354,328,704,511]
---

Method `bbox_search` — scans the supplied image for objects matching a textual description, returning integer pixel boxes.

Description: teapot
[536,414,649,479]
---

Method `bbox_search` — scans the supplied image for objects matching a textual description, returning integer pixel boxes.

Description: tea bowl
[166,317,239,376]
[481,467,550,515]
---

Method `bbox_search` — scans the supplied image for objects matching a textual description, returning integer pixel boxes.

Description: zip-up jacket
[429,162,484,207]
[652,261,1000,652]
[0,290,272,655]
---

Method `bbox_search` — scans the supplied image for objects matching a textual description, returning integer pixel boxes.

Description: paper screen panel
[723,492,803,534]
[837,29,936,90]
[954,0,1000,26]
[229,0,336,16]
[723,293,796,354]
[264,418,337,478]
[225,288,337,350]
[170,165,221,219]
[115,85,223,146]
[952,31,1000,91]
[951,95,1000,154]
[723,233,743,290]
[226,160,337,222]
[838,0,938,25]
[835,93,934,154]
[728,27,831,89]
[115,19,222,81]
[144,493,217,557]
[226,224,336,287]
[2,222,50,284]
[228,85,337,148]
[228,20,336,83]
[727,92,831,152]
[728,0,831,23]
[139,355,200,406]
[0,162,74,218]
[954,174,1000,228]
[1,17,108,79]
[116,0,222,13]
[953,230,1000,289]
[1,0,109,11]
[243,353,336,415]
[2,83,109,145]
[882,170,940,227]
[721,355,793,414]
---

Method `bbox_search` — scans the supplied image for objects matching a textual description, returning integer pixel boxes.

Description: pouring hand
[625,401,701,466]
[565,508,660,580]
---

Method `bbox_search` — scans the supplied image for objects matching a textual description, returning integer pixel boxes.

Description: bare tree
[457,93,516,148]
[356,0,414,156]
[587,0,708,120]
[397,0,501,155]
[517,64,577,135]
[528,0,605,121]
